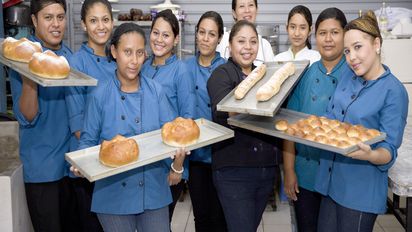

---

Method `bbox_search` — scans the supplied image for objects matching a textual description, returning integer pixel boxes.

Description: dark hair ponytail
[288,5,313,49]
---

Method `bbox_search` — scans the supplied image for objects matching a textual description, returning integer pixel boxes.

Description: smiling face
[196,18,221,58]
[287,13,311,52]
[82,2,113,52]
[232,0,257,23]
[111,32,146,82]
[229,25,258,73]
[316,18,345,63]
[31,3,66,50]
[150,17,178,62]
[343,29,381,80]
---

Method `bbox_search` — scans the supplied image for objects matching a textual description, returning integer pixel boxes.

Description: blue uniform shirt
[287,56,349,191]
[79,74,176,214]
[141,54,195,178]
[10,35,73,183]
[315,65,409,214]
[65,42,116,141]
[184,52,225,163]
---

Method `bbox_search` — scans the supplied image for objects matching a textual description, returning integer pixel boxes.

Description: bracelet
[171,162,184,174]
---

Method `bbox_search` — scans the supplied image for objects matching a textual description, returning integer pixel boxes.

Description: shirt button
[329,167,332,172]
[332,105,335,109]
[351,94,356,99]
[207,104,211,107]
[135,118,140,123]
[363,81,367,86]
[121,115,125,120]
[121,96,125,100]
[139,181,144,187]
[316,78,319,83]
[97,58,100,62]
[253,147,258,152]
[332,80,336,84]
[312,96,316,101]
[352,76,356,80]
[195,86,199,90]
[122,182,126,187]
[328,96,331,100]
[341,110,345,115]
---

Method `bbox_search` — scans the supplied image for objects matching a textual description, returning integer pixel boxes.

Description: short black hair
[315,7,347,33]
[81,0,113,21]
[151,9,179,37]
[31,0,67,16]
[232,0,258,11]
[196,11,224,39]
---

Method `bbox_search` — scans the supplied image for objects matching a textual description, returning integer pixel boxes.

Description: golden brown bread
[256,62,296,101]
[2,37,42,63]
[234,63,267,100]
[161,117,200,147]
[28,50,70,79]
[275,120,288,131]
[99,135,139,168]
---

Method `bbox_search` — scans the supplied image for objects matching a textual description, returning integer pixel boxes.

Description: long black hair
[287,5,313,49]
[196,11,224,39]
[151,9,179,37]
[315,7,347,33]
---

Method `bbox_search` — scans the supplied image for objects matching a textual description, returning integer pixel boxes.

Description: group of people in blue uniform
[8,0,409,231]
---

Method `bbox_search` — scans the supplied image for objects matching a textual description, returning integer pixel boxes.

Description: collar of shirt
[317,55,346,77]
[195,51,223,67]
[147,53,177,67]
[227,57,256,78]
[112,72,143,95]
[287,46,309,59]
[350,64,392,89]
[80,42,112,62]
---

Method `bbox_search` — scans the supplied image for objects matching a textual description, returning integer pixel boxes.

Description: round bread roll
[309,119,322,129]
[296,119,307,127]
[29,50,70,79]
[320,124,332,133]
[337,140,351,148]
[301,125,313,134]
[99,135,139,168]
[319,116,329,125]
[326,130,338,139]
[358,131,372,142]
[328,119,341,129]
[285,127,295,136]
[347,127,360,138]
[2,37,42,63]
[313,127,326,136]
[275,120,288,131]
[334,125,347,135]
[294,129,305,138]
[161,117,200,147]
[341,122,351,131]
[367,129,380,138]
[315,135,328,144]
[304,133,316,141]
[307,115,319,122]
[328,138,339,147]
[348,137,362,146]
[289,123,299,131]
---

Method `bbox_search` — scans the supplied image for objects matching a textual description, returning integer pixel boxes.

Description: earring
[376,48,380,55]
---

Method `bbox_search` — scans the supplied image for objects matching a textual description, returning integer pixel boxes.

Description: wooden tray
[227,108,386,155]
[65,118,234,182]
[0,38,97,87]
[217,60,309,117]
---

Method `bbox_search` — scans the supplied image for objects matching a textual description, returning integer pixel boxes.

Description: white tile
[377,214,403,228]
[257,221,263,232]
[264,224,292,232]
[382,227,405,232]
[373,223,384,232]
[262,210,292,225]
[184,222,195,232]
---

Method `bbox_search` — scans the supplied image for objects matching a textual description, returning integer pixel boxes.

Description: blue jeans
[213,167,276,232]
[318,196,377,232]
[97,206,169,232]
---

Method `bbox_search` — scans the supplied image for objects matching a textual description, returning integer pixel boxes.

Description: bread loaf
[2,37,42,63]
[99,135,139,168]
[234,63,267,100]
[29,50,70,79]
[161,117,200,147]
[256,62,296,101]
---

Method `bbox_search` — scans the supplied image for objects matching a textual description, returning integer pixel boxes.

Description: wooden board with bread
[227,108,386,155]
[0,37,97,87]
[217,60,309,117]
[65,118,234,182]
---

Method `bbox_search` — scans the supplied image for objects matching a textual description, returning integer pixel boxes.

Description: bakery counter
[388,116,412,231]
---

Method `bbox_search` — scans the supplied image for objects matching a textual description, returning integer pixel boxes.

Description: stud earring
[376,48,381,55]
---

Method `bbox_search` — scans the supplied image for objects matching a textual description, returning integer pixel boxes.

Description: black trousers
[188,161,227,232]
[71,177,103,232]
[293,187,322,232]
[25,179,63,232]
[169,179,185,222]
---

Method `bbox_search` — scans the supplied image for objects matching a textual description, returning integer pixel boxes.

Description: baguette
[234,63,267,100]
[256,62,296,101]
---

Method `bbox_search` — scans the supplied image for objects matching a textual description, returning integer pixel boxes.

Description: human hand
[70,166,84,178]
[167,170,182,186]
[347,142,376,161]
[284,169,299,201]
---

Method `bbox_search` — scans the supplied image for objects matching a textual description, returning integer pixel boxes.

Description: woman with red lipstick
[207,20,280,232]
[314,11,408,232]
[282,8,349,232]
[274,5,320,66]
[216,0,275,65]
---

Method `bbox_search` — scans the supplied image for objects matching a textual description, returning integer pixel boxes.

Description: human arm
[283,140,299,201]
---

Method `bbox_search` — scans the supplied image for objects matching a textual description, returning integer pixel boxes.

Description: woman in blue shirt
[9,0,73,231]
[283,8,348,232]
[184,11,227,232]
[141,9,196,223]
[64,0,115,230]
[315,11,409,232]
[76,23,185,232]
